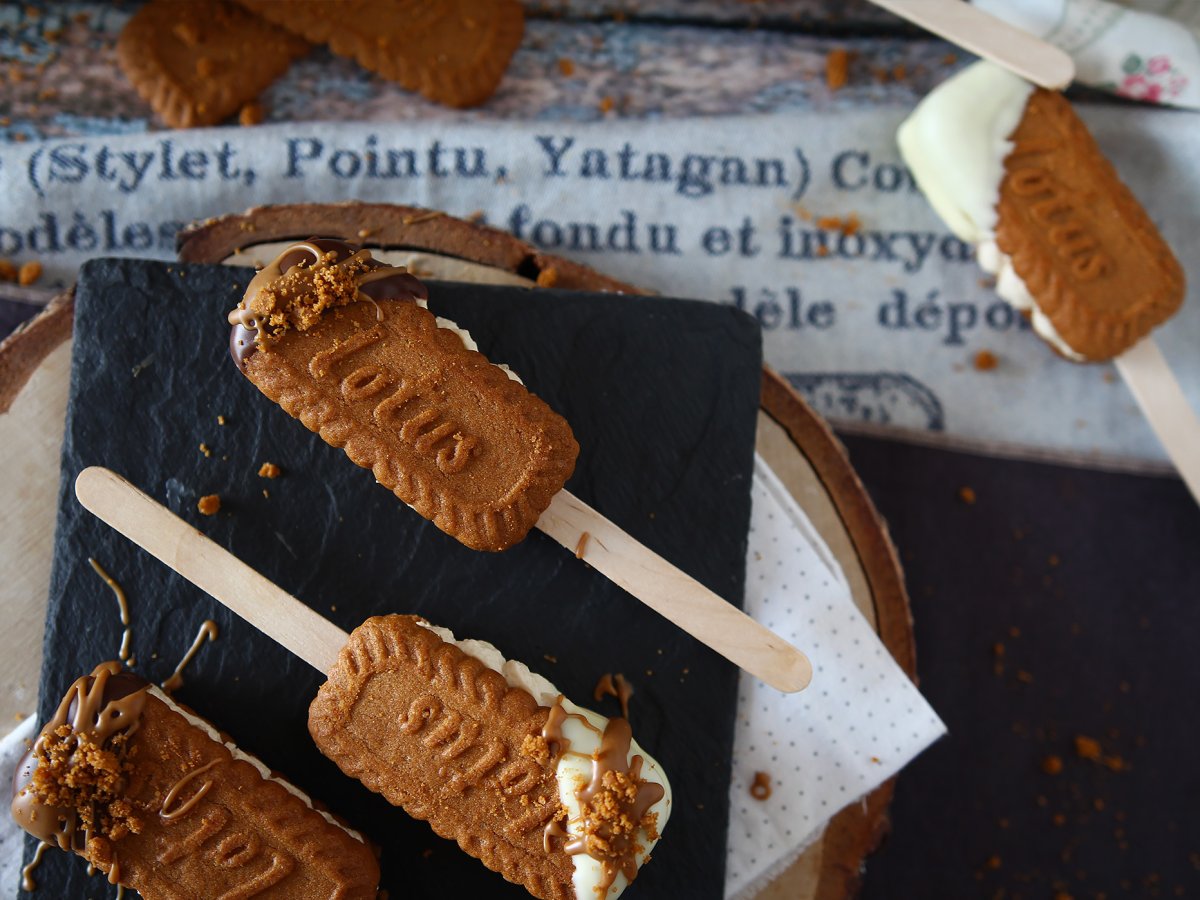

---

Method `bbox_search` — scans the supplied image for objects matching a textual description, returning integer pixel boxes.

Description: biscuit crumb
[543,653,557,664]
[1074,735,1101,761]
[262,489,269,499]
[217,415,226,425]
[536,267,560,288]
[0,259,15,282]
[973,350,999,371]
[197,494,221,516]
[557,58,575,77]
[574,531,588,559]
[749,771,772,801]
[816,214,860,236]
[17,260,42,286]
[521,734,550,766]
[598,95,615,114]
[826,48,849,90]
[356,228,374,238]
[239,101,264,126]
[958,486,977,505]
[258,462,281,479]
[199,443,212,458]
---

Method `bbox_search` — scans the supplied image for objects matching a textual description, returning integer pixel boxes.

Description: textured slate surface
[27,259,761,899]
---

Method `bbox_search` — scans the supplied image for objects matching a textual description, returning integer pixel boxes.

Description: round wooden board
[0,203,916,899]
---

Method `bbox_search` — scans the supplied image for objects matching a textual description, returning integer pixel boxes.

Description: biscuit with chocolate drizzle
[228,238,578,551]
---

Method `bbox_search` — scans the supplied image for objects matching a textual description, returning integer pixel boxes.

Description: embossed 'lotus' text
[308,324,479,476]
[157,805,296,897]
[1006,165,1112,282]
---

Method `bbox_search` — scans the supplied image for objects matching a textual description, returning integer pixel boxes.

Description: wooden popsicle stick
[537,490,814,693]
[74,466,348,674]
[1115,338,1200,506]
[869,0,1075,89]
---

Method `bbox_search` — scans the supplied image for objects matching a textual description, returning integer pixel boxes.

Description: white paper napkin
[0,716,33,897]
[725,457,944,898]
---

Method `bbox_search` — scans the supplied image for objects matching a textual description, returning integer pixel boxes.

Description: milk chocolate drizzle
[227,237,428,369]
[88,558,131,662]
[20,841,49,891]
[162,619,219,693]
[593,673,634,721]
[10,663,150,852]
[541,696,665,893]
[159,759,221,822]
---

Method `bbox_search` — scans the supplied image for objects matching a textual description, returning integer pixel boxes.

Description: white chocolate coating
[897,61,1033,245]
[898,61,1085,359]
[417,622,673,900]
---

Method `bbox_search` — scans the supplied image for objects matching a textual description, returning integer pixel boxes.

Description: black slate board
[28,259,762,899]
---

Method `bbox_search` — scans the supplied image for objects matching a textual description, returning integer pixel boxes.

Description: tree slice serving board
[0,203,915,899]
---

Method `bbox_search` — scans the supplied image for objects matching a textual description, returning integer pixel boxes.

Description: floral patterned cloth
[974,0,1200,109]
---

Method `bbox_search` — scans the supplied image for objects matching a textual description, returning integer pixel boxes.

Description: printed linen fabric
[974,0,1200,109]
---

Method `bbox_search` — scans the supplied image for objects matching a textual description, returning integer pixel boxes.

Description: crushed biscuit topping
[521,733,551,766]
[248,253,371,341]
[25,726,143,842]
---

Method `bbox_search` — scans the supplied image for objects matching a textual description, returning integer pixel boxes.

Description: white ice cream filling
[898,60,1086,359]
[416,621,673,900]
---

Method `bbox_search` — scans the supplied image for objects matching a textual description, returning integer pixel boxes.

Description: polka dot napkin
[724,456,946,899]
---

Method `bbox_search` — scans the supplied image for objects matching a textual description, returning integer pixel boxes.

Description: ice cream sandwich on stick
[74,466,673,900]
[899,61,1200,502]
[11,661,380,898]
[227,239,811,692]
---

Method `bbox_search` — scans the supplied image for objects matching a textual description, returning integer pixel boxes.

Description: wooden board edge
[176,201,647,296]
[760,368,917,681]
[760,367,915,898]
[0,287,74,415]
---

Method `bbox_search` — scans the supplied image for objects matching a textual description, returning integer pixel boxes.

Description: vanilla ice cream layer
[977,241,1086,361]
[898,61,1086,359]
[417,621,673,900]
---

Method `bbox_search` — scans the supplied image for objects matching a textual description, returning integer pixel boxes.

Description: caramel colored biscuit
[230,240,578,551]
[234,0,524,108]
[309,616,574,900]
[13,662,379,899]
[310,616,671,900]
[117,0,309,128]
[996,89,1185,361]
